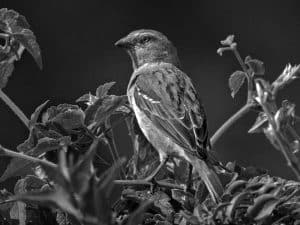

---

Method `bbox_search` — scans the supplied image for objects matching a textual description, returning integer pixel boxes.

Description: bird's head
[115,29,180,70]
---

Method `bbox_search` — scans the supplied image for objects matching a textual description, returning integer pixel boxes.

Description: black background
[1,0,300,189]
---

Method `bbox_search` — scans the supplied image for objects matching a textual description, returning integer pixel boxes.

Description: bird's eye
[140,36,151,44]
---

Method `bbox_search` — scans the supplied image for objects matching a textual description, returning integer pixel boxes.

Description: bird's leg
[143,156,168,182]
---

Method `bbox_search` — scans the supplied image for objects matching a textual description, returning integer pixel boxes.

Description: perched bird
[115,29,223,202]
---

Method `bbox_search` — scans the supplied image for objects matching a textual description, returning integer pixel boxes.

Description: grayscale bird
[115,29,223,202]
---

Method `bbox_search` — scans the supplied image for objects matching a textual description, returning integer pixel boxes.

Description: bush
[0,9,299,225]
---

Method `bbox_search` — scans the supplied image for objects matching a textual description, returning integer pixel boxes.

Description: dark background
[1,0,300,188]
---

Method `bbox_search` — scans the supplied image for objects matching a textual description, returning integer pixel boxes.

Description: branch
[114,179,185,190]
[0,145,57,169]
[211,103,253,146]
[0,89,29,127]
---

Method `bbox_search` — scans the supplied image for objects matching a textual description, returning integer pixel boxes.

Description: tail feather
[192,159,224,202]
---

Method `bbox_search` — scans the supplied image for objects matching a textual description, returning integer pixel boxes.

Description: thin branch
[211,103,253,146]
[0,89,29,127]
[114,179,185,190]
[0,145,57,169]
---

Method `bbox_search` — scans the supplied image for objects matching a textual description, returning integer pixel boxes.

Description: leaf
[245,56,265,75]
[10,186,82,220]
[248,112,268,133]
[246,194,279,221]
[95,158,126,223]
[126,201,152,225]
[0,137,70,182]
[225,180,247,195]
[29,100,49,128]
[94,95,127,126]
[0,189,13,212]
[225,192,250,220]
[10,178,27,225]
[0,60,14,88]
[228,71,247,98]
[9,201,26,225]
[220,35,235,46]
[0,8,42,69]
[12,29,42,69]
[76,92,97,105]
[70,138,99,195]
[44,104,85,131]
[96,81,116,98]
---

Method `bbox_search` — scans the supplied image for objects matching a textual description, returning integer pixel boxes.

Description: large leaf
[12,30,42,69]
[0,8,42,69]
[228,70,247,98]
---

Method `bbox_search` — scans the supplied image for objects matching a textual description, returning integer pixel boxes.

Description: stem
[262,104,300,180]
[210,103,253,146]
[0,89,29,127]
[114,179,184,190]
[0,145,57,169]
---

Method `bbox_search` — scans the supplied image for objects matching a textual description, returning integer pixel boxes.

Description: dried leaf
[228,71,247,98]
[220,35,235,46]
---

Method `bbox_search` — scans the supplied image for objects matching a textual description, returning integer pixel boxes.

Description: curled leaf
[245,56,265,75]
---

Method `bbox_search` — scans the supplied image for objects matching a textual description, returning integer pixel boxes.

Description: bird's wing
[131,63,209,158]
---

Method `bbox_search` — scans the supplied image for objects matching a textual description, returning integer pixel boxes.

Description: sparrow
[115,29,223,202]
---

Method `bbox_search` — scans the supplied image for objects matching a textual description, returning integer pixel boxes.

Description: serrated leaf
[0,60,14,88]
[246,194,279,221]
[228,71,247,98]
[29,100,49,128]
[96,81,116,98]
[0,137,70,182]
[12,30,42,69]
[44,104,85,131]
[245,57,265,75]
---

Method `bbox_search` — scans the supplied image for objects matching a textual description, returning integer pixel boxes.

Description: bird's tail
[192,159,224,203]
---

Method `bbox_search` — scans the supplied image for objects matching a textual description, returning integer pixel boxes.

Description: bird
[115,29,223,202]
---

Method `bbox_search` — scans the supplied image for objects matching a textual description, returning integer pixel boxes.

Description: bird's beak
[115,36,131,48]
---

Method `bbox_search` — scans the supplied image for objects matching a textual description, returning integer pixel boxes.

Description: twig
[0,145,57,169]
[0,89,29,127]
[114,179,185,190]
[211,103,253,146]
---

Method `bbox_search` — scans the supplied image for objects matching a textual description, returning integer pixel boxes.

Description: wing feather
[132,63,209,158]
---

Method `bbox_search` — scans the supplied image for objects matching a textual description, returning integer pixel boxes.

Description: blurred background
[1,0,300,190]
